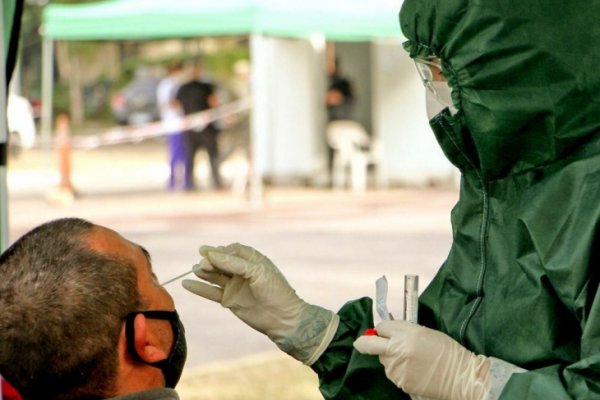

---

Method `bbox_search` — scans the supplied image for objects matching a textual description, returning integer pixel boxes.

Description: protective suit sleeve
[497,351,600,399]
[496,253,600,399]
[311,297,408,400]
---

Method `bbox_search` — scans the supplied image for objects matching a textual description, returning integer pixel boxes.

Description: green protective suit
[312,0,600,398]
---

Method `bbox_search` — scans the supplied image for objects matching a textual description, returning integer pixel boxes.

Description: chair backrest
[326,120,370,151]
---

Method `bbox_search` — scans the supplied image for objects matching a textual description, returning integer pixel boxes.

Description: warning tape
[19,97,250,150]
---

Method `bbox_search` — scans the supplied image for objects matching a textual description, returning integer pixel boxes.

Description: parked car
[111,67,160,126]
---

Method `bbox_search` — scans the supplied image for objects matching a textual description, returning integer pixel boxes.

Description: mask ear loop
[125,312,143,363]
[125,310,186,388]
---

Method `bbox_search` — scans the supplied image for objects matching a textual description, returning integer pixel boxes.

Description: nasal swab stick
[161,270,194,286]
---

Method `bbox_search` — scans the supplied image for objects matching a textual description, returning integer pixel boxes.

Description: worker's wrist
[485,357,526,400]
[274,305,339,365]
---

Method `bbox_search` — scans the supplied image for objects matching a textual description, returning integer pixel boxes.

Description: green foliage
[203,45,250,81]
[52,81,70,116]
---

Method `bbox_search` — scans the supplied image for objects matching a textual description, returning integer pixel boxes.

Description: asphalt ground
[6,139,458,398]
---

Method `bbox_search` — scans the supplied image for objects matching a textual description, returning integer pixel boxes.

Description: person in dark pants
[156,62,185,191]
[325,58,355,182]
[175,63,222,190]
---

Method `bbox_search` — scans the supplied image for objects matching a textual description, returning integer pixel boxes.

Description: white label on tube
[375,275,391,320]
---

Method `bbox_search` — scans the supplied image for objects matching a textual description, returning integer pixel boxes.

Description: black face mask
[428,107,480,175]
[125,310,187,388]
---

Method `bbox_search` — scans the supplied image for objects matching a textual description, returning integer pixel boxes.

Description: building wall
[251,36,325,182]
[334,42,373,134]
[372,40,458,186]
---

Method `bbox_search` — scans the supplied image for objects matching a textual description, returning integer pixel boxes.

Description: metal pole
[0,0,9,251]
[41,38,54,144]
[248,33,266,207]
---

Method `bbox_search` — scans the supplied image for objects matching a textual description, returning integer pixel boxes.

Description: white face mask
[425,81,457,120]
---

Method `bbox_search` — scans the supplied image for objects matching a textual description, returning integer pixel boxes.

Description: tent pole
[0,1,9,251]
[0,168,6,252]
[248,33,266,206]
[41,37,54,144]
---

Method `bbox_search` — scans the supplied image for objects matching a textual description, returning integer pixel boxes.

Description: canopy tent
[40,0,404,201]
[42,0,402,41]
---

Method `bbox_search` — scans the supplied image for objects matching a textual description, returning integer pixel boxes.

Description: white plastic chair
[327,120,374,192]
[7,93,36,148]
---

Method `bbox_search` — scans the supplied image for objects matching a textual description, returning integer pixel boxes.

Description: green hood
[400,0,600,180]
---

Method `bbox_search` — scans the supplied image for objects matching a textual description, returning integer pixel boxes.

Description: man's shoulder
[178,80,213,95]
[183,80,213,88]
[107,387,179,400]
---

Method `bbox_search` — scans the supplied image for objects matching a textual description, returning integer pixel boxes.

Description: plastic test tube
[403,274,419,323]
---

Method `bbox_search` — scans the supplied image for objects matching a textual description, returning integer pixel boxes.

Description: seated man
[0,218,186,400]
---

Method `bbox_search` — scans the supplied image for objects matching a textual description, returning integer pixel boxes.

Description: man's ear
[133,313,168,363]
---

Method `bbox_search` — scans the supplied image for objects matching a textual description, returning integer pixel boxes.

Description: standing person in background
[157,62,186,191]
[325,57,355,182]
[326,57,354,122]
[176,61,223,191]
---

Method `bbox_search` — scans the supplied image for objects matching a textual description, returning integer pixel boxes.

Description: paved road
[7,142,458,369]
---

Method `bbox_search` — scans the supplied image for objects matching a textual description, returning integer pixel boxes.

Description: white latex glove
[182,243,339,365]
[353,320,490,400]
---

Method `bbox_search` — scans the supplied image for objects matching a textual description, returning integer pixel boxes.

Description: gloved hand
[353,320,490,400]
[182,243,339,365]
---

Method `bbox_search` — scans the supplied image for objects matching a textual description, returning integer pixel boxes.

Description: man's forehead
[139,246,151,264]
[139,245,156,276]
[87,226,152,271]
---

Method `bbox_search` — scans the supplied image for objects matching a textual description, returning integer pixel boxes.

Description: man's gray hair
[0,218,141,399]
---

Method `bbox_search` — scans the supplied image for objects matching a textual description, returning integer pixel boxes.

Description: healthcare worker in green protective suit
[183,0,600,398]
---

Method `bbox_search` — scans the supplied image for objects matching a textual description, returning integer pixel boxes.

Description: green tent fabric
[42,0,403,41]
[2,1,16,66]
